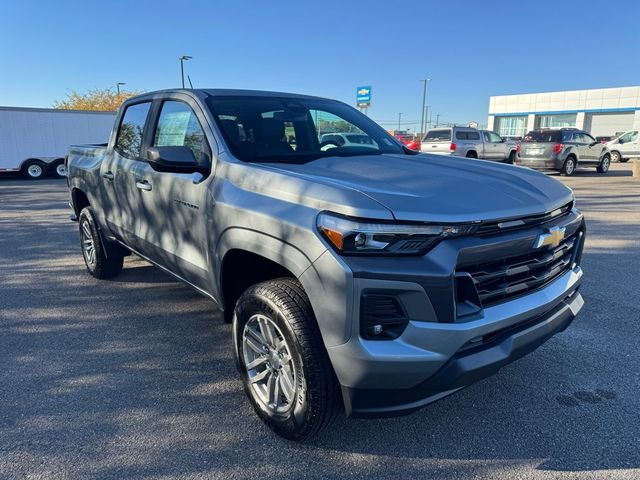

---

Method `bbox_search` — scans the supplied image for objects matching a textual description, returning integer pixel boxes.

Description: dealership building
[487,86,640,138]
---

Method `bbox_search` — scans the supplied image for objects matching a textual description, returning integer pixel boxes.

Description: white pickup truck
[421,126,518,163]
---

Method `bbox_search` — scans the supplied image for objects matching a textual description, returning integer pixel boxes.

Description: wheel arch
[215,228,319,321]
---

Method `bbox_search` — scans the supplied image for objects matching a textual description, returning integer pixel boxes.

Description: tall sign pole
[420,78,431,136]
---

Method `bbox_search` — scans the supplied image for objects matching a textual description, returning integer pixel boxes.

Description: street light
[179,55,192,88]
[116,82,126,95]
[435,113,441,127]
[420,78,431,136]
[398,112,403,132]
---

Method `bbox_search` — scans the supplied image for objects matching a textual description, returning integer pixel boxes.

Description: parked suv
[517,128,611,176]
[420,126,517,162]
[606,130,638,163]
[66,89,585,440]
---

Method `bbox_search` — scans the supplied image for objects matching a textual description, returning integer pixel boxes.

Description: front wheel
[78,207,124,279]
[561,156,576,176]
[506,151,516,164]
[233,278,342,440]
[611,151,622,163]
[597,154,611,174]
[22,160,46,180]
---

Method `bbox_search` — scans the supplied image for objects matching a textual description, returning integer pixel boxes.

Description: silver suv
[420,126,517,162]
[66,89,585,440]
[517,128,611,176]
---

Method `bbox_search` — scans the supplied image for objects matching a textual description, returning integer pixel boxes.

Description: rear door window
[425,130,451,141]
[115,102,152,159]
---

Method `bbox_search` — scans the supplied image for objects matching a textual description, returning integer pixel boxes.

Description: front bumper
[341,283,582,417]
[311,211,585,417]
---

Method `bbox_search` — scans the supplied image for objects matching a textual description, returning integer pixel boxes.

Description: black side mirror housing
[146,146,206,174]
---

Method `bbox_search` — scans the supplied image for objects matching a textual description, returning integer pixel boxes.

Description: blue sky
[1,0,639,131]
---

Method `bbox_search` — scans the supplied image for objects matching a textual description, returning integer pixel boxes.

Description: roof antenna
[187,75,194,89]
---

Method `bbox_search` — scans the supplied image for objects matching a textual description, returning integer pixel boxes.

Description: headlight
[317,212,478,256]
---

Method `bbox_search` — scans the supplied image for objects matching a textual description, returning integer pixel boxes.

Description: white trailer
[0,106,116,179]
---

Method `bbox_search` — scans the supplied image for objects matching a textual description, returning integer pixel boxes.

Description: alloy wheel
[81,221,96,268]
[242,314,297,413]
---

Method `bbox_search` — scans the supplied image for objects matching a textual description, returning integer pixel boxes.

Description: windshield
[206,95,403,163]
[522,130,562,143]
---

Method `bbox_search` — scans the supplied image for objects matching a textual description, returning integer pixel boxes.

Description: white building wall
[489,86,640,137]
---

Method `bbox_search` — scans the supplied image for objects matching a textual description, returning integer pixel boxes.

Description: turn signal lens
[552,143,564,154]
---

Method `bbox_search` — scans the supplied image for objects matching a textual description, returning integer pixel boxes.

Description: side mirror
[618,138,625,144]
[146,146,205,173]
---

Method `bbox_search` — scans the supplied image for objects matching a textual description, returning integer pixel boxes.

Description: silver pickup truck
[421,126,518,163]
[66,88,585,440]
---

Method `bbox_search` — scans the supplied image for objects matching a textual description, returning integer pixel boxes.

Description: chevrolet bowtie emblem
[535,226,566,249]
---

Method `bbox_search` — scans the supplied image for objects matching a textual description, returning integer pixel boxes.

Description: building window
[495,116,527,137]
[535,114,576,129]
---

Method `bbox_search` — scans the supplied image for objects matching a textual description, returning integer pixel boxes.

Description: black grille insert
[457,229,581,308]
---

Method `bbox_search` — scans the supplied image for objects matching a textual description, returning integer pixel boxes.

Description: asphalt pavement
[1,163,639,479]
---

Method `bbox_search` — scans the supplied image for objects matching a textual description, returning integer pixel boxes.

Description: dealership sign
[356,86,371,106]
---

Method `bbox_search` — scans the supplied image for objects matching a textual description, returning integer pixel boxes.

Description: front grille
[457,229,581,308]
[476,201,574,235]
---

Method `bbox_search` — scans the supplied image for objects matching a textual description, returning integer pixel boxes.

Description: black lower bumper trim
[345,290,582,418]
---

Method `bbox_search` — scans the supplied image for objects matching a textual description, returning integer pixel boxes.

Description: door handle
[135,180,152,191]
[102,171,114,181]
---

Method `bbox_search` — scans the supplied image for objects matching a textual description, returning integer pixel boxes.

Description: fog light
[360,292,409,340]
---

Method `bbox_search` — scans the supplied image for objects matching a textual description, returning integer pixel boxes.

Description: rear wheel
[78,207,124,279]
[51,160,67,178]
[596,154,611,174]
[465,151,477,159]
[22,160,46,180]
[561,156,576,176]
[233,278,342,440]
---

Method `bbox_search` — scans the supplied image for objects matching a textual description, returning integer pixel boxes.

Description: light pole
[179,55,192,88]
[398,112,403,132]
[420,78,431,136]
[435,113,441,127]
[116,82,125,95]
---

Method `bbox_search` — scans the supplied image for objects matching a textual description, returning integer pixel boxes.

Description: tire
[233,278,342,440]
[51,160,68,178]
[610,151,622,163]
[506,151,516,164]
[78,207,124,279]
[22,160,46,180]
[465,151,478,159]
[596,154,611,174]
[561,156,576,176]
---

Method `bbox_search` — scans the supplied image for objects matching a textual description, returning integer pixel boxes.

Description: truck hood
[264,153,574,223]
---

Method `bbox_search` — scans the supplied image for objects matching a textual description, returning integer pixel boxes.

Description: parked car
[404,138,421,151]
[606,130,638,163]
[517,128,611,176]
[319,132,377,149]
[66,88,585,440]
[420,126,517,162]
